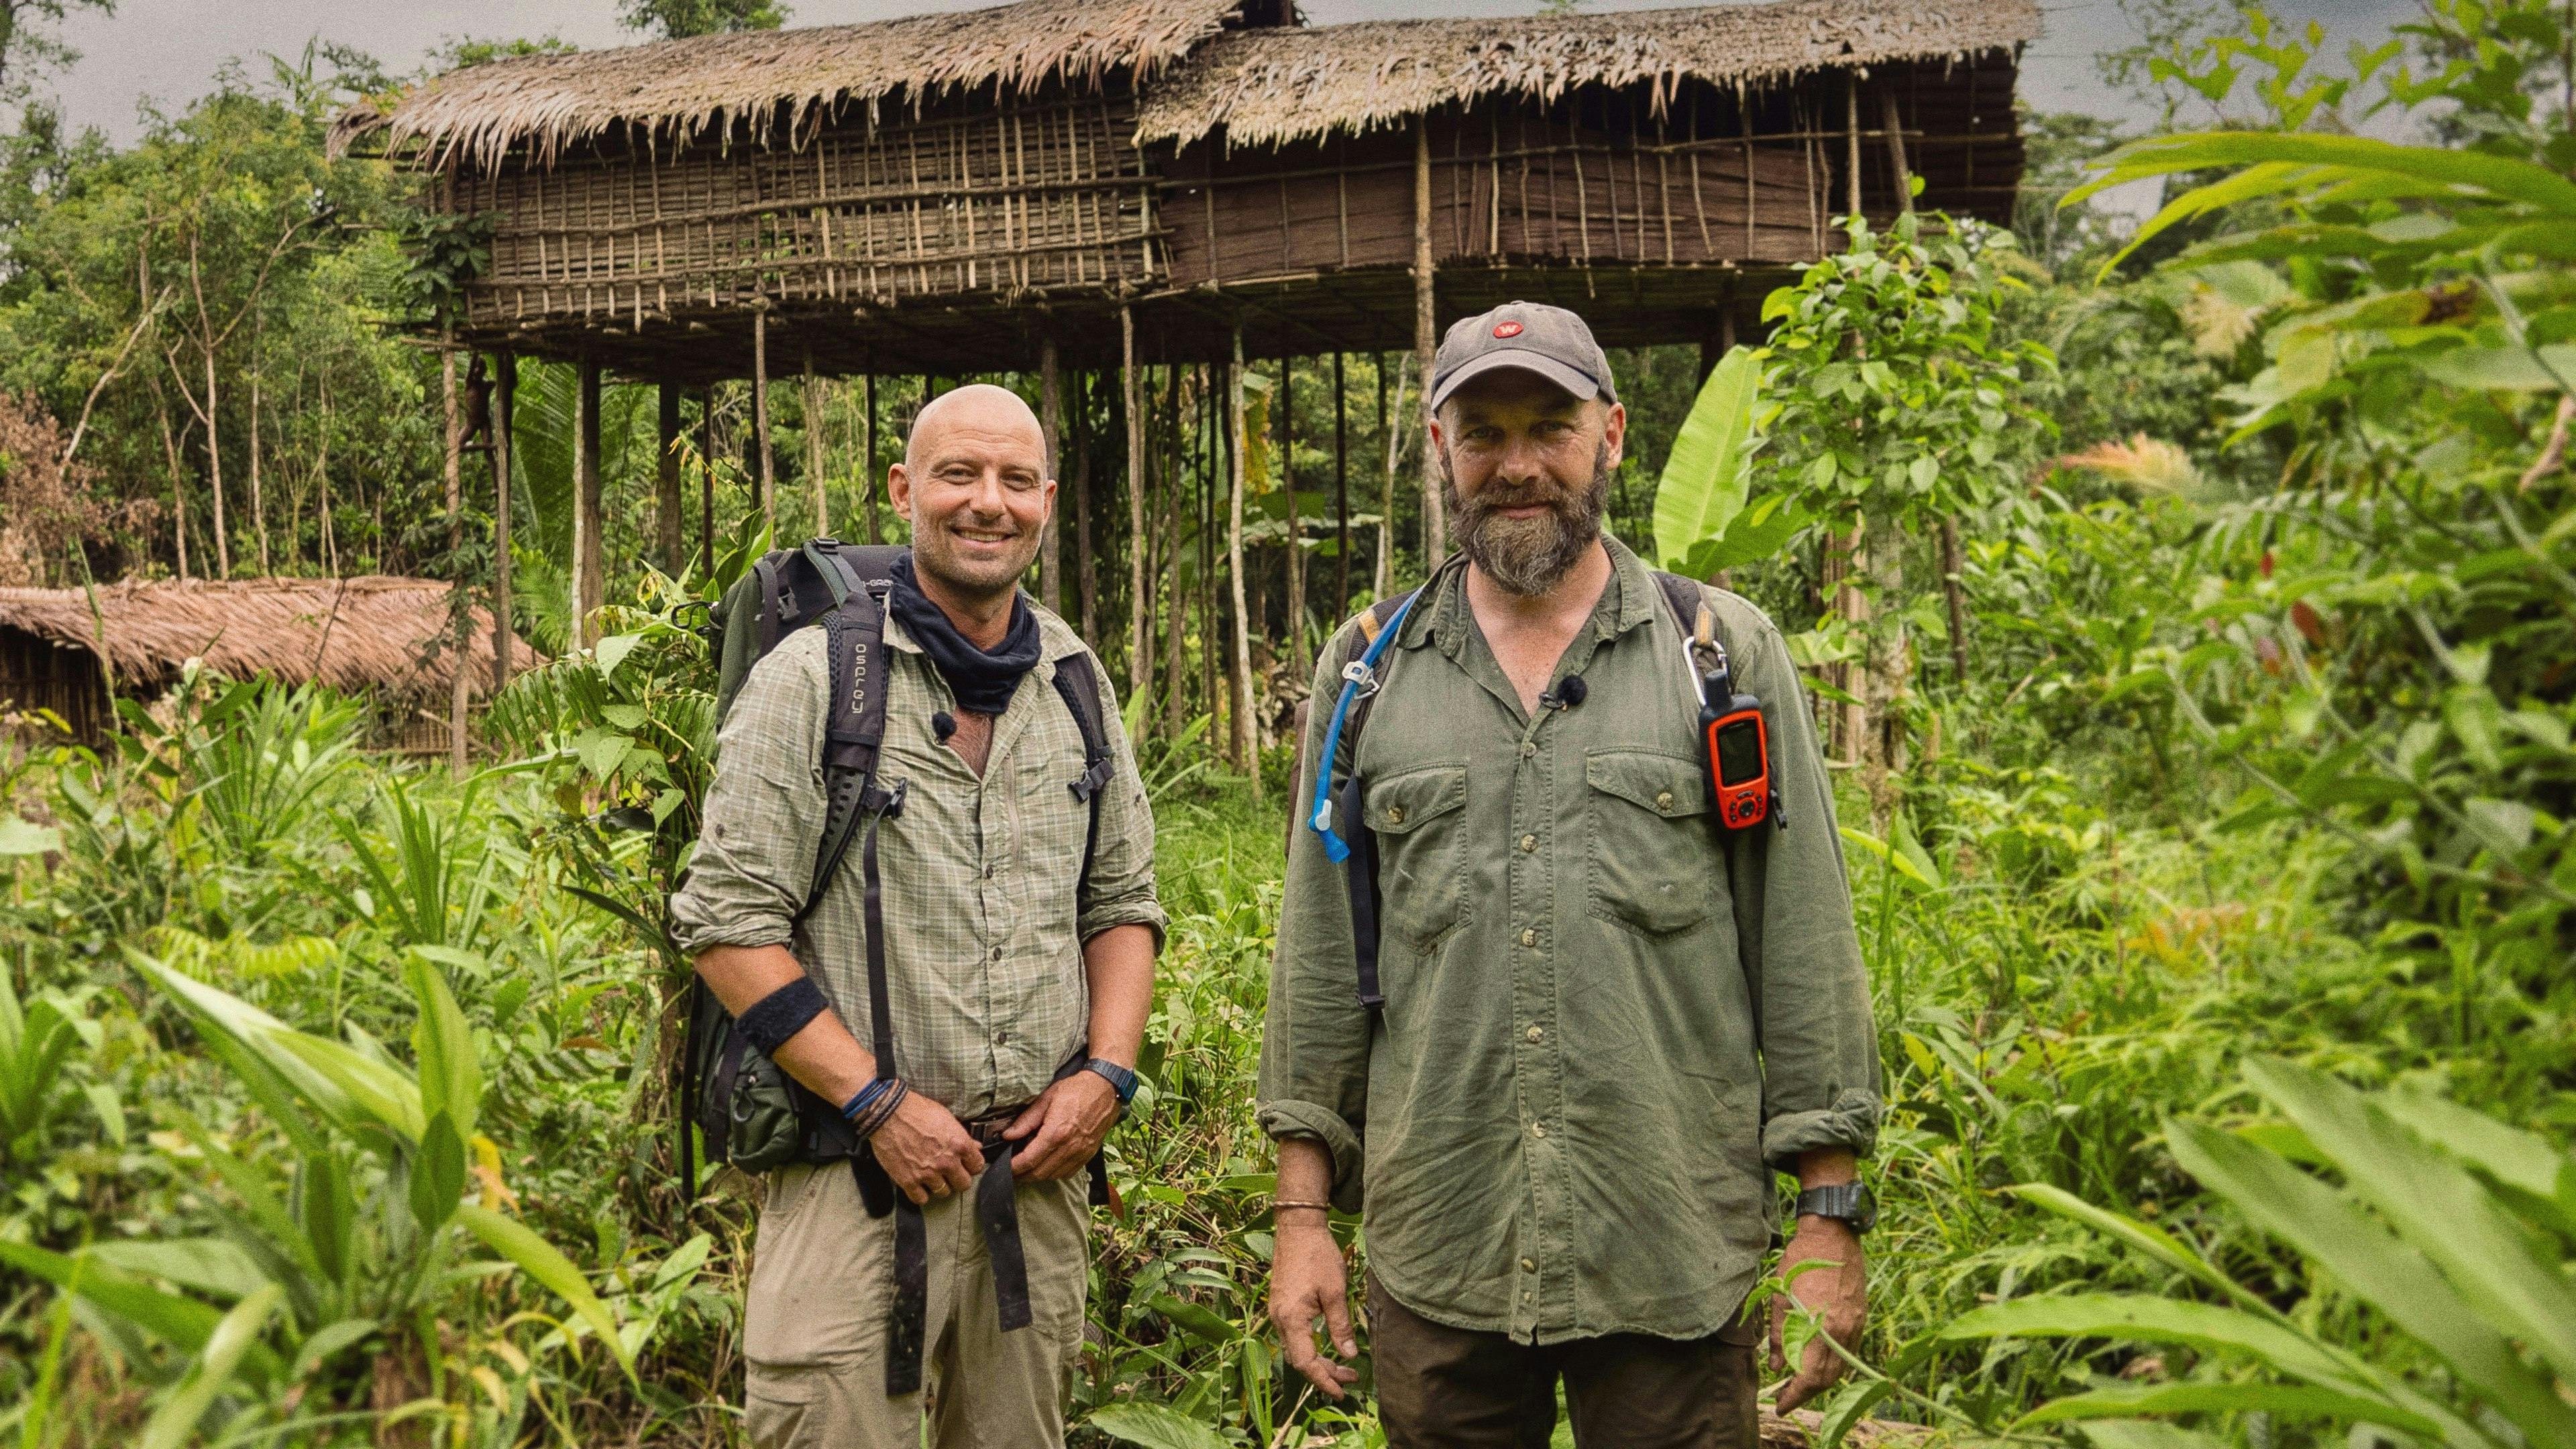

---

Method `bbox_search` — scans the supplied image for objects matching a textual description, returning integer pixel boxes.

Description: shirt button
[995,1030,1010,1045]
[1386,805,1406,824]
[1519,928,1537,948]
[1518,833,1538,853]
[1519,1257,1537,1273]
[1525,1024,1543,1043]
[1656,790,1674,812]
[1530,1122,1548,1138]
[1521,741,1536,759]
[990,947,1004,961]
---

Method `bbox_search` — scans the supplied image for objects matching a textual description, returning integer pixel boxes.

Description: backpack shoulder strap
[1337,590,1419,765]
[1046,651,1116,885]
[804,581,900,922]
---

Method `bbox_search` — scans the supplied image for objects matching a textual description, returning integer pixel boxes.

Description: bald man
[672,384,1164,1449]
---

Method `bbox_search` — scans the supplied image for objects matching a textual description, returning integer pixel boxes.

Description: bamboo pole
[444,340,469,777]
[575,358,604,649]
[1123,307,1150,700]
[1882,88,1915,215]
[804,355,828,539]
[1039,334,1063,614]
[862,372,883,544]
[1227,329,1258,792]
[1844,74,1865,221]
[657,384,684,573]
[1073,370,1098,643]
[1332,350,1349,621]
[1413,116,1445,564]
[753,305,775,536]
[1376,351,1396,598]
[1165,366,1189,743]
[698,387,716,575]
[492,352,516,690]
[1281,357,1307,682]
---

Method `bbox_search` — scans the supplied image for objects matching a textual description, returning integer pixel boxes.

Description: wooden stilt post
[1228,328,1258,792]
[575,358,604,649]
[1039,334,1063,614]
[1281,356,1307,682]
[492,352,516,693]
[698,387,716,576]
[443,339,468,777]
[1376,351,1396,598]
[1123,307,1150,700]
[657,384,684,574]
[1073,371,1098,643]
[861,372,882,543]
[753,305,775,537]
[804,354,828,539]
[1332,350,1350,620]
[1882,87,1915,214]
[1844,74,1865,222]
[1165,365,1189,743]
[1413,116,1445,564]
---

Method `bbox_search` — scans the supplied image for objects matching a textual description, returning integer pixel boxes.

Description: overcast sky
[46,0,2423,145]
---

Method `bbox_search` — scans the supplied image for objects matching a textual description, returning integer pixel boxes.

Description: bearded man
[1260,304,1882,1448]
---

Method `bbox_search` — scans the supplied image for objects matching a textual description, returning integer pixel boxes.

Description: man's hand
[869,1091,985,1204]
[1003,1070,1120,1181]
[1768,1215,1867,1412]
[1269,1222,1360,1400]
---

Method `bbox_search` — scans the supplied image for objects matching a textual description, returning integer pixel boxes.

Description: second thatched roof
[337,0,1273,170]
[0,577,539,704]
[1135,0,2042,149]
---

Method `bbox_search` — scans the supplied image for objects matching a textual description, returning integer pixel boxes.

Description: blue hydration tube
[1307,591,1422,863]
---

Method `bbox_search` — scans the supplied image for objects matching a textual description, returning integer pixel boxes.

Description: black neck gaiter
[886,555,1042,715]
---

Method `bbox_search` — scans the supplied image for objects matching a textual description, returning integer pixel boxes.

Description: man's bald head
[905,383,1045,474]
[888,381,1057,610]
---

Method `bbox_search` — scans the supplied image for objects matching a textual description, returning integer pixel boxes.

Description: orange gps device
[1684,635,1775,832]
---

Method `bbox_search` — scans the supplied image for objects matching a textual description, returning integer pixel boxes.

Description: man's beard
[1443,441,1611,596]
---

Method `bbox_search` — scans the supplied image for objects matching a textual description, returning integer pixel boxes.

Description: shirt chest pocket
[1585,749,1717,936]
[1363,763,1470,951]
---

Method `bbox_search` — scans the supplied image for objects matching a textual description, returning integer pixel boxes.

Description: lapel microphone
[932,710,957,742]
[1539,675,1587,711]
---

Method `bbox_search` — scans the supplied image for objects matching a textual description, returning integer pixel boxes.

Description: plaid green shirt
[1260,538,1880,1344]
[670,600,1165,1119]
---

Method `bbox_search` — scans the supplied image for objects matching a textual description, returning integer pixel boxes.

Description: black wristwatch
[1080,1057,1139,1108]
[1794,1182,1877,1234]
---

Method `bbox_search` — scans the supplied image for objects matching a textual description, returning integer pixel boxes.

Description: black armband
[736,976,828,1055]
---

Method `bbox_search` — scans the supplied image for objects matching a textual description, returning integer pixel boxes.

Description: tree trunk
[444,342,470,779]
[1073,370,1098,644]
[1821,525,1867,763]
[804,358,828,541]
[657,384,684,574]
[1882,87,1915,215]
[1164,367,1189,743]
[1413,117,1445,564]
[1227,332,1258,792]
[317,376,335,576]
[156,384,191,580]
[1124,310,1152,701]
[250,346,269,574]
[1940,515,1970,684]
[1038,336,1063,614]
[574,359,605,649]
[753,307,775,536]
[1281,358,1308,684]
[1333,350,1350,622]
[699,387,718,575]
[861,372,882,544]
[492,354,516,690]
[203,341,229,578]
[1377,352,1396,598]
[1844,75,1865,221]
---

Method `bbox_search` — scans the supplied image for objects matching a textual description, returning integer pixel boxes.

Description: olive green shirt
[1258,537,1880,1344]
[670,600,1165,1119]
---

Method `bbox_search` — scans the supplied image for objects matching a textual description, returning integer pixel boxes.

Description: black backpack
[678,539,1118,1201]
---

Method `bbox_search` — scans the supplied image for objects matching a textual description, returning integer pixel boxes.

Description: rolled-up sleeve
[1715,595,1884,1169]
[1073,661,1168,946]
[1254,629,1376,1212]
[670,631,831,958]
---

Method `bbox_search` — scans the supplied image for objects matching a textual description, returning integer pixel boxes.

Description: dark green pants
[1367,1275,1762,1449]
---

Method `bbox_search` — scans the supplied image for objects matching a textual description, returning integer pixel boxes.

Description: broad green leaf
[2418,345,2576,392]
[292,1318,380,1379]
[1681,493,1811,576]
[2075,1424,2229,1449]
[1146,1293,1237,1344]
[404,950,482,1140]
[2006,1185,2276,1320]
[452,1203,635,1383]
[0,815,60,855]
[2084,132,2576,216]
[270,1032,425,1143]
[0,1240,282,1381]
[2247,1058,2576,1387]
[592,632,645,678]
[140,1285,282,1449]
[409,1112,468,1232]
[1943,1294,2359,1393]
[1084,1402,1230,1449]
[2018,1381,2433,1433]
[2378,1087,2576,1236]
[85,1239,271,1305]
[1653,346,1761,572]
[2166,1121,2572,1446]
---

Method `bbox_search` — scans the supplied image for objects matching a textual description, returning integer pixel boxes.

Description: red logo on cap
[1493,321,1523,338]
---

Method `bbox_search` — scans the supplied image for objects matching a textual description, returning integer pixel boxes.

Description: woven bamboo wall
[444,91,1162,335]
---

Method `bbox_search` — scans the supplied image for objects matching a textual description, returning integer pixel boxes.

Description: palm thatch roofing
[335,0,1281,170]
[1134,0,2042,148]
[0,578,539,704]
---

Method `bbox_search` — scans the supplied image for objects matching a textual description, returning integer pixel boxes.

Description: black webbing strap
[976,1144,1033,1332]
[753,556,786,657]
[804,584,896,923]
[1048,653,1116,883]
[1330,592,1415,1018]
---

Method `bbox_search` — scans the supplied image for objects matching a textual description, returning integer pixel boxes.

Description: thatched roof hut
[0,578,540,745]
[1136,0,2041,149]
[335,0,1289,170]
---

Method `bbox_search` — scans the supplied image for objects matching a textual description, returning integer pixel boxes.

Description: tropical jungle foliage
[4,0,2574,1446]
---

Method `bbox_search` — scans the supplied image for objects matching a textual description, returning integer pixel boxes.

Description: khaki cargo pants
[743,1160,1091,1449]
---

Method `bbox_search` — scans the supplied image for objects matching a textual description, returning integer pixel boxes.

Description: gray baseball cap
[1430,302,1619,414]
